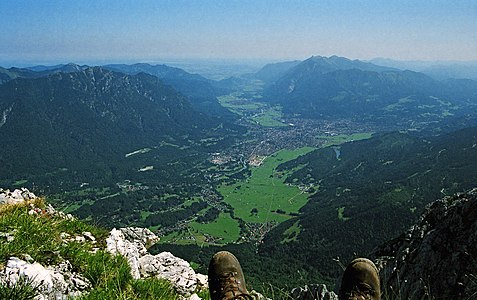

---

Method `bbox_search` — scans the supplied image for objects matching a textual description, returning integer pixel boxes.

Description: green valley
[218,148,313,224]
[158,147,314,245]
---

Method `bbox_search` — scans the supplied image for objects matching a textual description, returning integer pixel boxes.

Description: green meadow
[159,213,240,245]
[190,213,241,244]
[219,147,314,223]
[317,132,374,147]
[158,147,315,245]
[218,92,287,127]
[251,106,287,127]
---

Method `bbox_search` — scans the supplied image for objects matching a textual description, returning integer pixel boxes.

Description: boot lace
[217,272,254,300]
[344,283,377,300]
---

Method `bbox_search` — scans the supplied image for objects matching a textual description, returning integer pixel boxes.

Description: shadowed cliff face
[375,189,477,299]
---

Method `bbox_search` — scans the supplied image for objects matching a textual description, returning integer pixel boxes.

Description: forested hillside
[0,67,242,193]
[104,63,235,119]
[262,56,477,129]
[260,126,477,280]
[154,126,477,290]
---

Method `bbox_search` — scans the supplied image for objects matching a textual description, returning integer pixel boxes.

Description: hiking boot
[339,258,381,300]
[208,251,253,300]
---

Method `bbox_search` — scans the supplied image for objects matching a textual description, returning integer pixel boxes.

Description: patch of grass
[218,94,263,116]
[86,251,131,289]
[317,132,374,147]
[130,278,179,300]
[12,180,29,186]
[217,87,287,128]
[337,206,351,221]
[281,220,301,244]
[140,211,153,222]
[379,187,413,206]
[384,96,415,111]
[0,200,63,265]
[0,276,38,300]
[0,200,188,299]
[159,213,240,245]
[251,106,287,127]
[256,283,295,300]
[219,148,314,224]
[197,289,212,300]
[191,213,241,244]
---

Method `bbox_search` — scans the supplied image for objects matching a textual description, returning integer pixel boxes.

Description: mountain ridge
[0,67,240,191]
[261,56,477,128]
[103,63,235,119]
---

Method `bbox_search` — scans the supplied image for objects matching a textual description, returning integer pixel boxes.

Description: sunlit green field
[158,147,314,245]
[251,106,287,127]
[219,147,314,223]
[159,213,240,245]
[317,132,374,147]
[218,92,287,127]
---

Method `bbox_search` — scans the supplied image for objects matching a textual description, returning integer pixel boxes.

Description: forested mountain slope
[262,56,477,128]
[0,67,241,192]
[104,63,235,119]
[258,126,477,282]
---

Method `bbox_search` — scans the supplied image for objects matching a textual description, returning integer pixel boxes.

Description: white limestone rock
[0,257,91,300]
[139,252,198,296]
[119,227,160,253]
[196,273,208,290]
[106,228,141,279]
[291,284,338,300]
[82,231,96,242]
[106,227,208,297]
[0,188,36,205]
[0,229,17,242]
[188,293,202,300]
[105,227,161,279]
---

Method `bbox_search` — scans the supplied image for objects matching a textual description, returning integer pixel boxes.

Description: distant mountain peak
[302,55,396,73]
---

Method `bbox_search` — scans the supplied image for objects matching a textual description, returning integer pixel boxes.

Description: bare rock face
[139,252,198,295]
[0,257,91,300]
[105,227,208,298]
[119,227,160,252]
[106,228,143,279]
[0,188,36,204]
[375,189,477,299]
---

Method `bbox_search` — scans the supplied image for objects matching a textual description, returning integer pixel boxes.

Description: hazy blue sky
[1,0,476,66]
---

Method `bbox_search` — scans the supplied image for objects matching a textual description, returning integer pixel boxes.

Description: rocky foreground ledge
[0,189,209,300]
[375,188,477,299]
[0,188,276,300]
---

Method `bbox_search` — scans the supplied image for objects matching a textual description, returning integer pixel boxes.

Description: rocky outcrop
[290,284,338,300]
[0,188,36,204]
[0,189,89,299]
[106,228,146,279]
[0,257,91,300]
[375,189,477,299]
[29,203,75,220]
[0,188,208,299]
[105,227,207,299]
[139,252,206,295]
